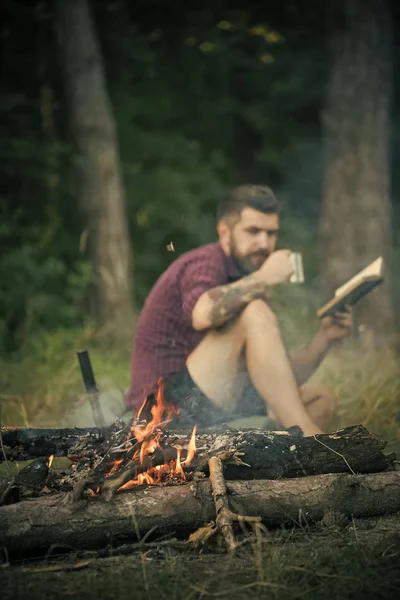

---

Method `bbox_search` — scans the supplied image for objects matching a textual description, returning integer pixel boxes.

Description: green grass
[0,326,131,427]
[315,348,400,456]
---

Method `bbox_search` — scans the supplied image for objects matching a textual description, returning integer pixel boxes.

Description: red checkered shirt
[128,242,242,411]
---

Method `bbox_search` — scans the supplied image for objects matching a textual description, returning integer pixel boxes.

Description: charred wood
[0,421,129,462]
[1,425,393,483]
[177,424,394,479]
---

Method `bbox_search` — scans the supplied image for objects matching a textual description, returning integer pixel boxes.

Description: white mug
[290,252,304,283]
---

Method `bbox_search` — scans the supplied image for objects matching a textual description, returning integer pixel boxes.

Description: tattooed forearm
[206,275,268,328]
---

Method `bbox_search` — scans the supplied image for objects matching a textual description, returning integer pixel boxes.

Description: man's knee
[318,385,336,420]
[300,383,336,424]
[240,299,279,329]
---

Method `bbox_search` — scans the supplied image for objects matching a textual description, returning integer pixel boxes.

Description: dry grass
[1,522,400,600]
[315,347,400,456]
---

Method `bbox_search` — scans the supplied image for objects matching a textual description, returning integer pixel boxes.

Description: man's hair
[217,184,281,225]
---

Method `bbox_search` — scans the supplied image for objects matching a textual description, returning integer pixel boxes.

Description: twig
[207,456,261,553]
[313,435,356,475]
[0,402,13,477]
[208,456,238,552]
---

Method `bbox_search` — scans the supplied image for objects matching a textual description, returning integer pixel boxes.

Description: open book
[317,257,384,318]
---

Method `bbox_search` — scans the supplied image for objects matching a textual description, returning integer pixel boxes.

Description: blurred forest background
[1,0,400,446]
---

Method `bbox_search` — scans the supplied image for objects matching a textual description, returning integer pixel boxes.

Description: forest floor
[1,515,400,600]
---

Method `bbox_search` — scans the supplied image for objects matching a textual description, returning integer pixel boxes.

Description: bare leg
[187,300,322,435]
[299,383,336,430]
[264,382,336,429]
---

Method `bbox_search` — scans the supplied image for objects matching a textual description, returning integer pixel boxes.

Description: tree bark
[56,0,134,336]
[320,0,394,349]
[1,471,399,556]
[1,425,394,481]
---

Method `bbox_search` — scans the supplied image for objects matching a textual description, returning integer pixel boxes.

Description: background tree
[320,0,394,349]
[2,0,400,421]
[56,0,134,337]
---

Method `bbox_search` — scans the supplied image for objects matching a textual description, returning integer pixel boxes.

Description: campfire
[1,394,399,558]
[91,381,198,493]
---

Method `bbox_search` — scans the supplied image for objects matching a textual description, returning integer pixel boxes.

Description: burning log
[1,423,394,478]
[1,470,399,557]
[1,381,394,489]
[90,424,394,498]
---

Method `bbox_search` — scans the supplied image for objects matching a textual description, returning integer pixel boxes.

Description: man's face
[219,207,279,274]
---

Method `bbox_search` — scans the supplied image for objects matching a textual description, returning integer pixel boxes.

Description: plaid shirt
[128,242,242,411]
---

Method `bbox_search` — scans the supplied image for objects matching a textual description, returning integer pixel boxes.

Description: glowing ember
[106,459,124,476]
[119,472,154,490]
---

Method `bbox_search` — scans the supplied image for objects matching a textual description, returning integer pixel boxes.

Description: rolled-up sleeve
[179,256,224,320]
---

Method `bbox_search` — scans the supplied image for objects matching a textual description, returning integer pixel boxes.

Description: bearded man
[127,184,352,436]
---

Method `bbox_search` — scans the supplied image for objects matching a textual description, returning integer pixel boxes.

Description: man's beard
[230,241,270,276]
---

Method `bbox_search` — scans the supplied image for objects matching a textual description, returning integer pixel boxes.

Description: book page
[334,257,383,298]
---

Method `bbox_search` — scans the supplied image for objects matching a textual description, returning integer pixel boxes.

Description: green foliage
[0,242,93,351]
[96,2,327,302]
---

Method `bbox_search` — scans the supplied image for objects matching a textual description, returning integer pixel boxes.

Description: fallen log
[195,425,394,479]
[1,426,108,461]
[1,471,399,556]
[0,422,128,462]
[1,425,394,482]
[97,425,394,499]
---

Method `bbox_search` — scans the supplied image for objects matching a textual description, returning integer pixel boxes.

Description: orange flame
[175,447,184,479]
[182,425,197,466]
[48,455,54,468]
[132,380,178,445]
[106,459,124,477]
[112,381,198,491]
[139,432,161,466]
[119,471,154,490]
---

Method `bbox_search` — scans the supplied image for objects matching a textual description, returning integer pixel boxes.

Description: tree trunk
[320,0,394,349]
[56,0,134,336]
[1,471,399,556]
